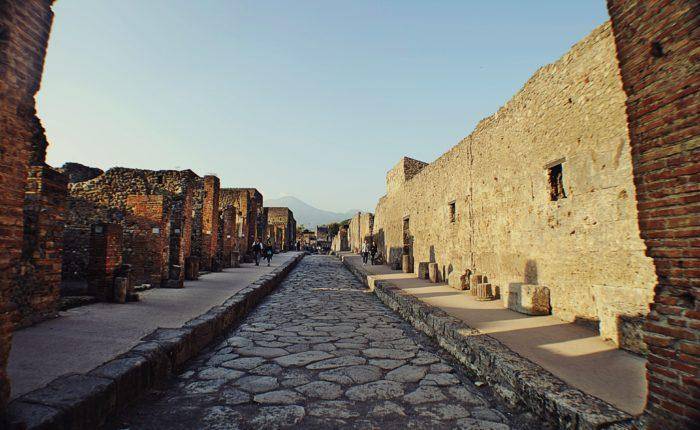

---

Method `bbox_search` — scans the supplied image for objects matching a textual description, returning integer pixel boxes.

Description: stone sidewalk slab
[340,252,645,428]
[5,252,304,429]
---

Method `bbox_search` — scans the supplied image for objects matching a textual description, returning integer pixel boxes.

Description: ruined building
[347,212,374,253]
[219,188,264,257]
[264,207,297,251]
[331,226,349,252]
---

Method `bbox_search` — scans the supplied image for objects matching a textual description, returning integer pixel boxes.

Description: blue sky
[39,0,609,212]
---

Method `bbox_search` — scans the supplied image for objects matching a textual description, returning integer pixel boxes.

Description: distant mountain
[265,196,359,230]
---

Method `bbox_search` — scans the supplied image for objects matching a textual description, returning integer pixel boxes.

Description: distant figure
[361,240,370,265]
[370,242,378,265]
[296,241,301,251]
[251,239,262,266]
[264,239,274,266]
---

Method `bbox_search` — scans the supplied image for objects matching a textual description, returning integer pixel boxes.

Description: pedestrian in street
[370,241,378,265]
[264,239,274,266]
[251,239,262,266]
[361,240,370,265]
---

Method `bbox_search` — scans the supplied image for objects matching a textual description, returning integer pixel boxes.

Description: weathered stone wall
[0,0,55,413]
[348,212,374,253]
[63,167,201,287]
[372,22,657,354]
[56,162,103,184]
[607,1,699,427]
[386,157,428,196]
[331,227,349,252]
[265,207,296,251]
[16,165,67,327]
[221,188,263,255]
[125,195,170,287]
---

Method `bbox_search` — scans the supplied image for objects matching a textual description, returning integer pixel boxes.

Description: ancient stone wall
[607,1,699,427]
[63,167,201,288]
[87,223,123,300]
[16,165,67,327]
[331,227,349,252]
[265,207,295,251]
[56,162,103,184]
[219,206,236,268]
[0,0,55,412]
[348,212,374,253]
[372,22,657,354]
[124,195,170,287]
[386,157,428,196]
[221,188,263,255]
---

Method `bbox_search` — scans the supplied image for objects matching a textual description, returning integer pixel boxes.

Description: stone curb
[340,255,634,430]
[4,253,305,430]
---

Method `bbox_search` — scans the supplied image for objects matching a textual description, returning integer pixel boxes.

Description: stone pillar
[87,223,123,301]
[417,262,429,279]
[221,206,235,268]
[200,176,220,271]
[185,256,199,280]
[475,283,495,301]
[125,195,170,288]
[469,273,486,296]
[428,263,439,283]
[607,1,699,427]
[402,255,413,273]
[167,186,193,288]
[16,165,67,326]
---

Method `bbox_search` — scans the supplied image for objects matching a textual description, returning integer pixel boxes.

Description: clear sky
[39,0,609,213]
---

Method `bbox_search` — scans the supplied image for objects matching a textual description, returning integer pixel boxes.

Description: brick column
[87,223,123,301]
[166,187,193,288]
[125,195,170,288]
[221,206,236,268]
[200,176,220,271]
[607,1,699,428]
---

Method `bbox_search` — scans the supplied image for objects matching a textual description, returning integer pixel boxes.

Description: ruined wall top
[386,157,428,195]
[265,207,293,224]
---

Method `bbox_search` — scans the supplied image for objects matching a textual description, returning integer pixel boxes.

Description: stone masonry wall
[348,212,374,253]
[0,0,55,413]
[200,175,220,271]
[372,22,657,354]
[125,195,170,287]
[607,1,699,427]
[17,165,67,327]
[265,207,295,251]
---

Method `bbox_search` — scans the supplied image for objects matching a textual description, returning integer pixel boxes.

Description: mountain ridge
[264,196,360,230]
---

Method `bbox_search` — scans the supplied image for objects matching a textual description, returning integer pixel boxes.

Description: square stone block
[428,263,439,283]
[417,262,429,279]
[402,255,414,273]
[504,284,551,315]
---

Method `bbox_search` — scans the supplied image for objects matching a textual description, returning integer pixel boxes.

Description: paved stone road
[108,256,520,429]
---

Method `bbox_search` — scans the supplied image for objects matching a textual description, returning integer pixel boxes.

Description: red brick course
[125,195,170,288]
[607,1,699,428]
[87,223,123,301]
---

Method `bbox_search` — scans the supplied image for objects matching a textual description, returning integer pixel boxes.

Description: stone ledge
[4,253,304,430]
[340,256,634,430]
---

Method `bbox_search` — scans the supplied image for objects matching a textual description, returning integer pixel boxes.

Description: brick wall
[0,0,55,413]
[87,223,123,301]
[200,175,220,271]
[220,188,264,256]
[16,165,67,327]
[125,195,170,287]
[606,1,699,428]
[220,206,236,268]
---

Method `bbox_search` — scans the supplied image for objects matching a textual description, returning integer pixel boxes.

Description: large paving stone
[362,348,415,360]
[273,350,334,367]
[386,365,428,383]
[253,390,305,405]
[403,386,448,405]
[295,381,343,400]
[250,405,305,428]
[234,376,279,394]
[318,365,383,385]
[345,380,405,401]
[235,346,288,358]
[308,400,360,419]
[306,355,366,370]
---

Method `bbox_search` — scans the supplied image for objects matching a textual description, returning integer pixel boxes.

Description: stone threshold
[4,253,305,430]
[340,255,635,430]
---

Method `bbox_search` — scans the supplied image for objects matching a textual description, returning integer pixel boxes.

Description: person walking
[361,240,370,265]
[264,239,274,267]
[251,239,262,266]
[370,241,378,265]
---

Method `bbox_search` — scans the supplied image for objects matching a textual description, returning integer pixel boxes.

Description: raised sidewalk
[340,252,646,429]
[6,252,304,429]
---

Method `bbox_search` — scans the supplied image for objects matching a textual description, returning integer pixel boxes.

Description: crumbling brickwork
[87,223,123,301]
[200,176,220,271]
[607,1,699,427]
[63,167,201,289]
[372,23,657,354]
[0,0,55,413]
[219,205,236,268]
[16,165,67,327]
[265,207,296,251]
[125,195,170,287]
[348,212,374,253]
[220,188,264,256]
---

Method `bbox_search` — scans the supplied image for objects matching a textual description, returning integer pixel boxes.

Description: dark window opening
[449,201,456,223]
[548,164,566,201]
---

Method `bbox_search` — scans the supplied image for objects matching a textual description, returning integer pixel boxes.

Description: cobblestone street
[108,256,522,429]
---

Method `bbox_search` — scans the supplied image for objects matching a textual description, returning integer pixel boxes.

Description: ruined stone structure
[348,211,374,253]
[331,226,349,252]
[606,1,699,427]
[264,207,297,251]
[63,167,201,290]
[218,204,237,268]
[220,188,264,257]
[373,23,658,354]
[200,176,220,272]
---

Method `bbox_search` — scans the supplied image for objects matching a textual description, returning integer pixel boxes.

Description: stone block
[475,283,495,301]
[417,262,429,279]
[469,273,486,296]
[448,269,470,290]
[428,263,439,283]
[402,255,413,273]
[113,277,128,303]
[185,256,199,280]
[504,284,550,315]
